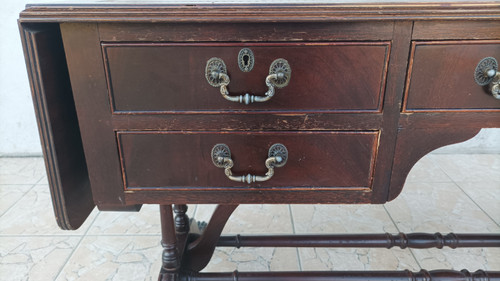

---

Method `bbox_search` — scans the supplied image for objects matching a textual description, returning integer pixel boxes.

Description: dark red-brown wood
[368,21,414,204]
[181,270,500,281]
[103,42,389,113]
[18,3,500,23]
[98,22,394,42]
[183,205,238,272]
[18,4,500,280]
[117,131,378,190]
[160,205,180,271]
[59,23,141,211]
[174,205,189,234]
[388,127,481,201]
[404,41,500,112]
[413,21,500,40]
[19,23,94,230]
[217,233,500,249]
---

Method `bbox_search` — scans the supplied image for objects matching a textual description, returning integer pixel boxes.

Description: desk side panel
[19,23,95,230]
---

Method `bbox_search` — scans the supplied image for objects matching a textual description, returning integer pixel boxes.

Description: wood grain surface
[20,4,500,210]
[117,131,379,190]
[103,42,389,113]
[19,23,95,229]
[18,3,500,23]
[404,41,500,112]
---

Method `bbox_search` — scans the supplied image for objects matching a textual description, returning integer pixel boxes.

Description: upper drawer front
[117,131,378,190]
[405,41,500,111]
[103,43,390,113]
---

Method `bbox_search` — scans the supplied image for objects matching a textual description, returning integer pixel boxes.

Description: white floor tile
[0,236,80,281]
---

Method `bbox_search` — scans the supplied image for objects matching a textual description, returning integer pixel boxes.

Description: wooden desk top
[19,1,500,22]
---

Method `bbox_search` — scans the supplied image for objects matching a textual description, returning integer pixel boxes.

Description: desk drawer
[117,131,379,190]
[404,41,500,111]
[103,43,389,113]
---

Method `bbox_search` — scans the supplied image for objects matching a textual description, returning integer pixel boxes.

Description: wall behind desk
[1,0,499,156]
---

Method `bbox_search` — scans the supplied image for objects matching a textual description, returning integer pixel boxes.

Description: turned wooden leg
[174,204,189,234]
[159,204,180,281]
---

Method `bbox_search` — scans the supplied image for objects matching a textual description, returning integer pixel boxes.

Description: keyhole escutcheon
[238,48,255,72]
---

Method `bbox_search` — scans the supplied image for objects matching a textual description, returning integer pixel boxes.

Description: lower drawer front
[117,131,379,190]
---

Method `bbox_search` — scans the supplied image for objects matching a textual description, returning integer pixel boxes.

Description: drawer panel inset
[103,42,390,113]
[117,131,379,190]
[404,41,500,112]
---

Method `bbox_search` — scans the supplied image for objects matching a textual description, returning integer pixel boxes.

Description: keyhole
[238,48,254,72]
[243,54,250,66]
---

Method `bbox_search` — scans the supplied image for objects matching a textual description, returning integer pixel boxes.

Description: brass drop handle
[205,58,291,105]
[211,143,288,184]
[474,57,500,99]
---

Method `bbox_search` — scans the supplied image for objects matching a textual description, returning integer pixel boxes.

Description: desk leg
[159,204,180,281]
[174,205,189,234]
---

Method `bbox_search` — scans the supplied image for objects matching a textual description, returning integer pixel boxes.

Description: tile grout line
[0,156,44,159]
[52,203,196,280]
[0,159,45,216]
[431,157,500,228]
[188,204,199,234]
[288,204,303,271]
[53,210,102,281]
[0,233,162,238]
[35,174,47,184]
[452,182,500,228]
[382,205,423,270]
[0,183,45,186]
[190,204,198,223]
[193,204,201,221]
[0,182,37,218]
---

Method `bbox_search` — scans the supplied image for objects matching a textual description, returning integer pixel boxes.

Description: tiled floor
[0,154,499,280]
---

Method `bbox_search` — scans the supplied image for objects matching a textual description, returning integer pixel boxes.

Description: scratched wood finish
[398,112,500,128]
[110,113,383,131]
[117,131,378,189]
[98,22,394,42]
[125,189,374,205]
[20,4,500,209]
[59,23,141,211]
[104,43,389,113]
[404,41,500,112]
[19,4,500,280]
[388,127,481,201]
[19,23,94,230]
[183,270,500,281]
[58,20,395,208]
[413,21,500,40]
[368,21,414,204]
[18,3,500,23]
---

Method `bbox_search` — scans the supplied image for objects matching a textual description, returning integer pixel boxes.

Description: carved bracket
[388,127,481,201]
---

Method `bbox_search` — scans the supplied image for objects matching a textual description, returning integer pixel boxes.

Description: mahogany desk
[19,2,500,280]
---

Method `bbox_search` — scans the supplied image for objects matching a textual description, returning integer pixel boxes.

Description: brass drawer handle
[211,143,288,184]
[205,58,291,105]
[474,57,500,99]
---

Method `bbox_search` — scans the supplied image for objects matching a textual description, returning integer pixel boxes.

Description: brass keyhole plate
[238,48,255,72]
